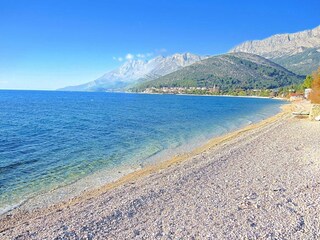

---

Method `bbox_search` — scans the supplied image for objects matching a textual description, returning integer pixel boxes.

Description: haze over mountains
[230,25,320,75]
[61,25,320,92]
[60,53,203,91]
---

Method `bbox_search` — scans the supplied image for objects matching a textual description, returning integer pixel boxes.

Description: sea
[0,90,285,214]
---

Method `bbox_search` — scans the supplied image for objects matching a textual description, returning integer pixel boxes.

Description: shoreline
[0,102,290,224]
[0,96,286,217]
[64,103,291,205]
[127,91,288,100]
[3,101,320,238]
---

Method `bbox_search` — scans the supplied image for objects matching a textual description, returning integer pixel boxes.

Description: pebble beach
[1,102,320,239]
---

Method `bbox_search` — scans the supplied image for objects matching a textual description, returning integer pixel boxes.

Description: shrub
[303,75,313,89]
[309,67,320,104]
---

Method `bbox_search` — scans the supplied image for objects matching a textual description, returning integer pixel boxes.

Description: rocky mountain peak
[60,53,203,91]
[230,25,320,58]
[229,25,320,75]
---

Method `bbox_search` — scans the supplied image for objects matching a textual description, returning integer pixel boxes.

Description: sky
[0,0,319,90]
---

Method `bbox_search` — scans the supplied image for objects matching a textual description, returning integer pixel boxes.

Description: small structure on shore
[309,104,320,121]
[289,93,304,102]
[305,88,312,99]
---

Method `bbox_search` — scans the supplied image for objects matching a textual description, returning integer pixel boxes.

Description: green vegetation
[274,75,313,99]
[130,52,304,97]
[272,48,320,76]
[303,75,313,89]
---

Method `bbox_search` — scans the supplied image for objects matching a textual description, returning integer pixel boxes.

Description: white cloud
[113,56,123,62]
[136,53,145,58]
[136,52,153,59]
[125,53,134,60]
[113,50,164,62]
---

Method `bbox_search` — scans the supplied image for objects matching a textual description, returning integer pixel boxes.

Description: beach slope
[1,104,320,239]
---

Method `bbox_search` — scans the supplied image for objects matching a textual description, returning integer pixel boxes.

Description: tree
[303,75,313,89]
[309,67,320,104]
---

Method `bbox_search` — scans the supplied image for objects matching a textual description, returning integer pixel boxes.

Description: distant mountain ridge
[60,53,203,91]
[230,25,320,75]
[60,26,319,92]
[132,52,304,92]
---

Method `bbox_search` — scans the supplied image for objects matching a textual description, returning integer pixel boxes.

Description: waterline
[0,91,285,214]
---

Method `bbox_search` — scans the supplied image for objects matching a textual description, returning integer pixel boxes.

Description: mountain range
[132,52,303,92]
[60,53,203,91]
[230,25,320,75]
[61,25,320,92]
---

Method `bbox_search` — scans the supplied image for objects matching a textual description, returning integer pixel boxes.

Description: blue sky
[0,0,319,90]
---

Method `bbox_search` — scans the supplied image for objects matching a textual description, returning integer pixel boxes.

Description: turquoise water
[0,90,284,213]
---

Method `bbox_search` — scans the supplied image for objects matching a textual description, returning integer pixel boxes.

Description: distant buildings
[289,93,304,101]
[143,86,220,94]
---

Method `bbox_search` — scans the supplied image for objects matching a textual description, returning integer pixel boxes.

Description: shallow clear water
[0,90,284,213]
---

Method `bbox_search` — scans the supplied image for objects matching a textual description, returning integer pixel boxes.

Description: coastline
[0,95,286,217]
[66,102,291,204]
[3,100,320,238]
[127,91,288,101]
[0,101,290,224]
